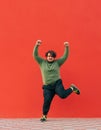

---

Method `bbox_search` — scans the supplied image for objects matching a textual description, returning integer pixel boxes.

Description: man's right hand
[36,40,42,46]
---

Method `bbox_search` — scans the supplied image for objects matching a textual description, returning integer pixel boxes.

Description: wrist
[65,45,69,47]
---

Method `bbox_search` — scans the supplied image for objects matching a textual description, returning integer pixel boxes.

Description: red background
[0,0,101,117]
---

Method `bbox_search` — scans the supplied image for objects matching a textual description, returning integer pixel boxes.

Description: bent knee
[59,95,67,99]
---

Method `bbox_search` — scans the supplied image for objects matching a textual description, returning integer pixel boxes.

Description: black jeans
[42,79,73,115]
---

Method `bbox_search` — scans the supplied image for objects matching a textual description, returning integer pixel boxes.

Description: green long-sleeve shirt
[33,45,69,85]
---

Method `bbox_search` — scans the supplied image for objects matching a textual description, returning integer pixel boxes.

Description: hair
[45,50,56,58]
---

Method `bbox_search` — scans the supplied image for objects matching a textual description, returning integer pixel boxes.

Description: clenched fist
[36,40,42,46]
[64,42,69,47]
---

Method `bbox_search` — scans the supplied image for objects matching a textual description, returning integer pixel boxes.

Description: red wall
[0,0,101,117]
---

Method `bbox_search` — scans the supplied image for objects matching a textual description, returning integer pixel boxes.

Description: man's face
[46,53,55,62]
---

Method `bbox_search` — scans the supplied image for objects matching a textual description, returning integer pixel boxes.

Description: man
[33,40,80,122]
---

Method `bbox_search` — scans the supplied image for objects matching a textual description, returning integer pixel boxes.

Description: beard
[47,60,55,63]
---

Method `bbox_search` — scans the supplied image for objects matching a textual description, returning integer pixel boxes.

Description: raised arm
[57,42,69,66]
[33,40,43,64]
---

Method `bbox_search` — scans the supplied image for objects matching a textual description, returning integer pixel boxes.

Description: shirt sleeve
[33,45,44,64]
[56,46,69,66]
